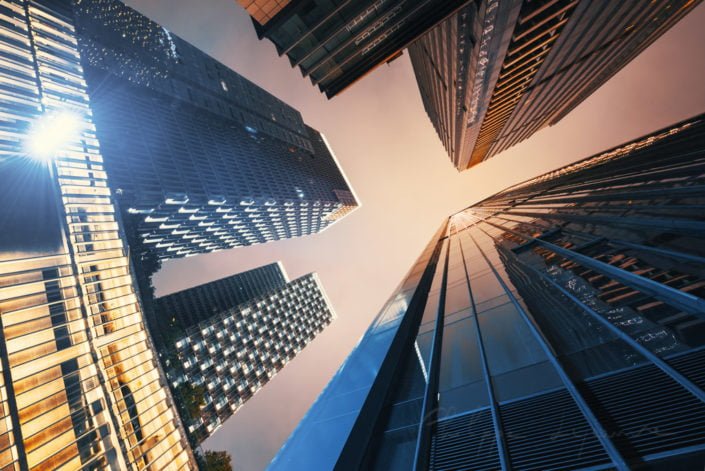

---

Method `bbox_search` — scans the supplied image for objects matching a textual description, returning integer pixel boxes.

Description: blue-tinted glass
[375,292,413,327]
[370,426,418,471]
[492,361,562,402]
[445,279,471,316]
[440,313,483,388]
[488,256,515,288]
[385,398,424,430]
[383,350,427,430]
[272,227,447,470]
[470,272,506,304]
[420,240,448,326]
[438,313,488,416]
[421,291,440,326]
[416,330,434,371]
[502,250,645,378]
[438,380,488,419]
[478,302,548,376]
[272,322,400,469]
[562,340,642,380]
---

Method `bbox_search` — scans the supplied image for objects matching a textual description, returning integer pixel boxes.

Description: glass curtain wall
[272,113,705,471]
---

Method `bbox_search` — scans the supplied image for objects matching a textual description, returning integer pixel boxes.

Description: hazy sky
[124,1,705,469]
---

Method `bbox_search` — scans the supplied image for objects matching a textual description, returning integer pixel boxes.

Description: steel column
[413,238,449,471]
[464,227,630,471]
[480,217,705,317]
[458,233,511,470]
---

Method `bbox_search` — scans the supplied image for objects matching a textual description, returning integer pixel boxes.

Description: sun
[25,111,84,161]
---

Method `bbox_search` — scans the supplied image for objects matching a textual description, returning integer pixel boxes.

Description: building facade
[0,0,195,469]
[155,263,288,329]
[271,113,705,470]
[409,0,703,170]
[237,0,291,26]
[71,0,358,260]
[238,0,470,98]
[157,269,335,445]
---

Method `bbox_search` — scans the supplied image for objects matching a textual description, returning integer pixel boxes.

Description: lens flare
[25,111,84,160]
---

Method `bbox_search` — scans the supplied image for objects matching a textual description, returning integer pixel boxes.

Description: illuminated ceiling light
[25,111,84,160]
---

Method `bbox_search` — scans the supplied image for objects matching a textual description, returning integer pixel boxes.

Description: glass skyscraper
[71,0,359,261]
[0,0,194,469]
[409,0,703,170]
[155,264,335,446]
[155,263,288,330]
[238,0,469,98]
[271,113,705,470]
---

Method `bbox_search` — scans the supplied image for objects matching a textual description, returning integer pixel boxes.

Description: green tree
[177,383,206,420]
[200,450,232,471]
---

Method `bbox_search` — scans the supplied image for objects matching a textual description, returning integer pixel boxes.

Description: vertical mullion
[338,223,449,470]
[462,214,705,402]
[412,237,450,471]
[458,233,510,470]
[467,230,630,471]
[282,0,356,55]
[507,250,705,404]
[483,217,705,317]
[0,312,27,471]
[608,239,705,265]
[5,2,40,469]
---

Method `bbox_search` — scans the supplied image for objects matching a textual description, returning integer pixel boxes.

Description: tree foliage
[177,382,206,420]
[200,450,232,471]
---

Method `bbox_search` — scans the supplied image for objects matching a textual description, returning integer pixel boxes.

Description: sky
[124,1,705,469]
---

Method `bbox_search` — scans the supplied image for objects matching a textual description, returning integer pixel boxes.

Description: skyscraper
[237,0,291,25]
[238,0,471,98]
[0,0,194,468]
[270,113,705,470]
[409,0,703,170]
[71,0,359,261]
[155,263,288,329]
[155,265,335,445]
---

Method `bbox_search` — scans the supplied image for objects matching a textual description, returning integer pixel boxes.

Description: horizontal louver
[501,389,612,470]
[584,359,705,460]
[668,348,705,390]
[428,349,705,470]
[431,408,500,470]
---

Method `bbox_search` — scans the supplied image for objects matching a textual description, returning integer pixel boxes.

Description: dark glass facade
[155,262,288,329]
[159,269,335,445]
[0,0,195,468]
[271,113,705,470]
[242,0,470,98]
[410,0,703,170]
[71,0,358,260]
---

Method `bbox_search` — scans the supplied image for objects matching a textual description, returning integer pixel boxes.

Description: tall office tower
[68,0,358,261]
[0,0,195,469]
[237,0,291,25]
[409,0,703,170]
[271,113,705,470]
[155,263,287,329]
[237,0,471,98]
[156,267,335,445]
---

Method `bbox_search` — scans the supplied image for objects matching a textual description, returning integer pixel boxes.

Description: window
[438,314,487,417]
